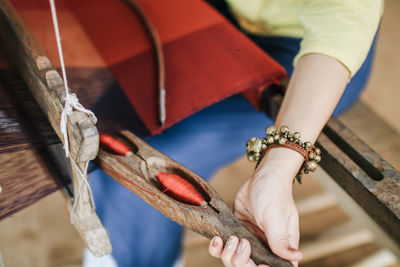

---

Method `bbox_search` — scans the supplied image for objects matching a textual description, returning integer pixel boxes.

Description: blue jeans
[85,30,376,267]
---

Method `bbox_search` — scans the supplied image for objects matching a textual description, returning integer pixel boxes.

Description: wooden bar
[318,122,400,244]
[0,146,62,219]
[0,0,98,163]
[0,0,111,257]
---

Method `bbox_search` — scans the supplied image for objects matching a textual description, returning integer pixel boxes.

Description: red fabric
[12,0,287,135]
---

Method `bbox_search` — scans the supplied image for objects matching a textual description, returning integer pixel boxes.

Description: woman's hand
[208,53,350,266]
[208,148,304,267]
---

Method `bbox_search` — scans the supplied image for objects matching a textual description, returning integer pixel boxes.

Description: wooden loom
[0,0,399,266]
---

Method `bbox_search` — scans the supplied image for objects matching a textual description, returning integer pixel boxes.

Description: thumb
[262,209,303,262]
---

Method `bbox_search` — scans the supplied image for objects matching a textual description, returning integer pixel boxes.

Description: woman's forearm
[258,53,350,183]
[276,53,349,141]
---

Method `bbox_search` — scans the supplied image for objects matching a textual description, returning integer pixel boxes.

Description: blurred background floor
[1,0,400,266]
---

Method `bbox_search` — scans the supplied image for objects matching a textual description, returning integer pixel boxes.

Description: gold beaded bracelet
[246,125,321,183]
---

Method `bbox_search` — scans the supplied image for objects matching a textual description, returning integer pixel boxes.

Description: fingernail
[226,237,235,250]
[212,237,218,247]
[237,240,246,253]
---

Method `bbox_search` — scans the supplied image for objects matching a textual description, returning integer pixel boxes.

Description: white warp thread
[49,0,97,223]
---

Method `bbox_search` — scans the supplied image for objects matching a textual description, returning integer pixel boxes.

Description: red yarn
[156,172,205,206]
[100,133,132,156]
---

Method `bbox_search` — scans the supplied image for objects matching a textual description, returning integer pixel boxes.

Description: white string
[49,0,97,222]
[49,0,97,157]
[69,160,96,223]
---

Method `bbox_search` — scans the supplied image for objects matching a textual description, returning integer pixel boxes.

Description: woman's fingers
[209,236,258,267]
[231,239,259,267]
[221,236,240,266]
[209,236,224,258]
[263,209,303,262]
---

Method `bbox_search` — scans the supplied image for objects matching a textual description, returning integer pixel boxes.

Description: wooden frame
[0,0,111,257]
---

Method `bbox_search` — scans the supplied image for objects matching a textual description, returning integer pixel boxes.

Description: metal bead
[278,137,287,145]
[250,137,256,141]
[273,134,280,141]
[315,147,321,155]
[289,138,294,142]
[247,153,256,161]
[280,125,289,133]
[293,132,301,139]
[304,169,310,174]
[304,142,312,149]
[248,138,263,153]
[308,151,316,160]
[266,135,274,144]
[299,141,303,146]
[306,161,317,171]
[261,144,267,150]
[315,155,321,162]
[266,126,276,136]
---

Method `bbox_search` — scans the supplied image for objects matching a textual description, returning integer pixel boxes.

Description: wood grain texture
[0,149,61,219]
[0,69,60,153]
[68,160,112,257]
[317,133,400,244]
[96,130,292,267]
[301,229,378,267]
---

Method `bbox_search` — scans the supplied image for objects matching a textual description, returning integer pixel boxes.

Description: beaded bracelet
[246,125,321,183]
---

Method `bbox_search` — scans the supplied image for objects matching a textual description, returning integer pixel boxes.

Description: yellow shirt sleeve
[294,0,383,77]
[226,0,383,77]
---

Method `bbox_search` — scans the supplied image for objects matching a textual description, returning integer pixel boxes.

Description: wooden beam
[0,148,61,219]
[0,0,111,257]
[0,0,97,163]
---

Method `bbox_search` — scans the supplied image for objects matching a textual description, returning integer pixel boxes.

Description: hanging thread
[49,0,97,223]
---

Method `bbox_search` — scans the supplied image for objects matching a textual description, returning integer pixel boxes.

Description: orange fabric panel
[12,0,287,135]
[67,0,225,65]
[12,0,105,67]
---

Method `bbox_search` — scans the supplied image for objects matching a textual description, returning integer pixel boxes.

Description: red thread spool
[100,133,133,156]
[156,172,207,206]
